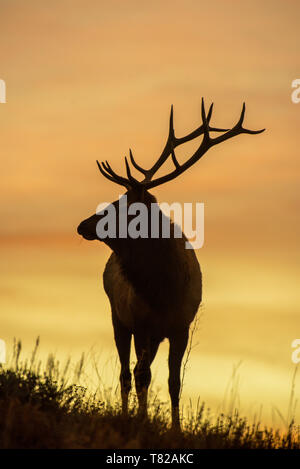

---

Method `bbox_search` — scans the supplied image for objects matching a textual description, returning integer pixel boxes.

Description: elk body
[77,100,264,427]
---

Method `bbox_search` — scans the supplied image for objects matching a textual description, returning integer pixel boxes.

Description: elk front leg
[112,310,132,415]
[168,328,189,429]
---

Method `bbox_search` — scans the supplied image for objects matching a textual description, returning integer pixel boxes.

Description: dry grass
[0,338,299,449]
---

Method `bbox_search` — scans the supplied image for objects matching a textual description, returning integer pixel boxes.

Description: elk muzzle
[77,214,100,241]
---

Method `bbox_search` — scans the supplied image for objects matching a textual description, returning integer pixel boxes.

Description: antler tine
[168,104,176,142]
[96,160,118,183]
[201,98,210,142]
[140,104,177,182]
[124,156,140,186]
[234,102,265,135]
[96,101,264,190]
[97,152,142,189]
[96,160,130,188]
[113,102,228,188]
[207,102,213,123]
[139,102,229,184]
[237,102,246,128]
[142,101,265,189]
[103,160,129,183]
[210,103,265,146]
[170,146,180,169]
[102,160,113,173]
[129,148,148,176]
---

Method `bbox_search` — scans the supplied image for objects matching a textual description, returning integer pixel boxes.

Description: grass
[0,338,299,449]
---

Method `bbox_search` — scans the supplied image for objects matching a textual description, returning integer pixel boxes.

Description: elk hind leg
[112,310,132,415]
[168,328,189,429]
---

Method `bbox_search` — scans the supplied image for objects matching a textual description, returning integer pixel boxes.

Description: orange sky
[1,0,300,426]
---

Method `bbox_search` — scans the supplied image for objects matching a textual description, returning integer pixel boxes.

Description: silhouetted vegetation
[0,339,299,449]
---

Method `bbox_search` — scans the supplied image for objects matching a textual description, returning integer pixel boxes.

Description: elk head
[77,99,265,244]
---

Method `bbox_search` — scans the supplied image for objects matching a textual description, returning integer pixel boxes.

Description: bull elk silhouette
[77,99,264,428]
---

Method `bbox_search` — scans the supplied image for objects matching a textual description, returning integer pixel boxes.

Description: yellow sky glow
[1,0,300,426]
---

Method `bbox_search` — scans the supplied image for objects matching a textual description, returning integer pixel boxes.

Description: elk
[77,99,264,428]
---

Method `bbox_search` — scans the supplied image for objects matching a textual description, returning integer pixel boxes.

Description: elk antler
[97,99,265,189]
